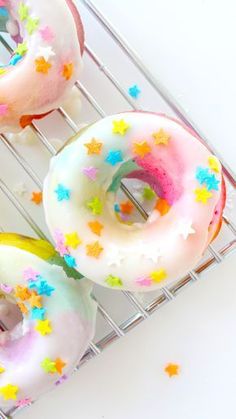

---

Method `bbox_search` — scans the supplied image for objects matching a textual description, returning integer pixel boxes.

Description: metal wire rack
[0,0,236,417]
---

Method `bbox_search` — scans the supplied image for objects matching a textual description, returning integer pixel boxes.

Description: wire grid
[0,0,236,417]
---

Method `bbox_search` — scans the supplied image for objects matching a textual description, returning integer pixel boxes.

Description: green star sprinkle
[18,3,29,21]
[142,186,156,201]
[105,275,123,288]
[15,42,28,56]
[26,17,39,35]
[87,197,103,215]
[41,358,57,374]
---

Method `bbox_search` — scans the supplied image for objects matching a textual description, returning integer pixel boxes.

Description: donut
[0,233,96,411]
[0,0,84,133]
[43,111,226,292]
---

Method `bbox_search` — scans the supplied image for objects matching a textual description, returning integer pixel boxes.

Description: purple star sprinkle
[82,166,98,181]
[0,283,13,294]
[23,267,40,282]
[55,374,68,386]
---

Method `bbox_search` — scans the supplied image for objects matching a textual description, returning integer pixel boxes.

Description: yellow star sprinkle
[208,155,220,173]
[164,363,180,377]
[112,119,130,136]
[35,319,52,336]
[150,269,167,283]
[25,17,39,35]
[0,365,5,374]
[15,42,28,56]
[0,384,19,400]
[0,68,6,76]
[65,232,82,249]
[87,197,103,215]
[18,2,29,21]
[86,241,103,258]
[195,187,213,204]
[84,138,103,155]
[152,128,170,145]
[133,141,151,158]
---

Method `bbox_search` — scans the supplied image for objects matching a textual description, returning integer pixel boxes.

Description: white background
[15,0,236,418]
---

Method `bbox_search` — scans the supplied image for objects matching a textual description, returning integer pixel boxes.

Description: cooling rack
[0,0,236,417]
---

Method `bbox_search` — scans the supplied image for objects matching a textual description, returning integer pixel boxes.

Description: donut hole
[0,297,23,332]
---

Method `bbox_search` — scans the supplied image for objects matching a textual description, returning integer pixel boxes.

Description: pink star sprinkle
[0,104,8,116]
[56,242,68,257]
[15,397,32,408]
[23,267,39,282]
[136,277,152,287]
[82,166,98,181]
[39,26,54,42]
[0,284,13,294]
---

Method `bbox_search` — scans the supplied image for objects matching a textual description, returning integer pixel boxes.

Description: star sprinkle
[195,187,212,204]
[205,174,220,191]
[36,46,55,62]
[155,198,170,215]
[15,397,32,408]
[18,2,29,21]
[133,141,151,158]
[29,280,55,296]
[196,167,210,185]
[31,191,43,205]
[152,129,170,145]
[14,285,31,301]
[55,374,68,386]
[128,84,141,99]
[13,181,28,197]
[17,302,28,315]
[54,184,71,201]
[0,384,18,400]
[88,220,104,236]
[136,241,162,263]
[39,26,54,42]
[64,254,77,268]
[135,277,152,287]
[28,292,42,308]
[0,365,5,374]
[164,363,180,377]
[87,196,103,215]
[41,358,57,374]
[84,138,103,155]
[0,68,6,76]
[150,269,167,283]
[82,166,98,181]
[9,54,23,66]
[120,200,134,215]
[0,104,8,116]
[105,150,123,166]
[142,186,156,200]
[105,275,123,287]
[86,241,103,258]
[107,246,125,267]
[23,267,39,282]
[208,155,220,173]
[176,218,195,240]
[55,358,66,375]
[0,284,13,294]
[31,307,46,320]
[35,319,52,336]
[35,57,52,74]
[112,119,130,136]
[62,63,74,80]
[65,232,82,249]
[15,42,28,56]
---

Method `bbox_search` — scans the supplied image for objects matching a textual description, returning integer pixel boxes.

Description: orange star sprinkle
[88,220,104,236]
[28,292,42,309]
[152,129,170,145]
[84,138,103,155]
[86,241,103,258]
[133,141,151,158]
[155,198,170,216]
[35,57,52,74]
[120,200,134,215]
[62,63,74,80]
[55,358,66,375]
[14,285,31,301]
[17,302,28,315]
[164,363,180,377]
[31,191,43,205]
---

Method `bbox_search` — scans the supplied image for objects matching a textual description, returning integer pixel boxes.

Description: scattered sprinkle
[176,219,195,240]
[135,277,152,287]
[164,363,180,377]
[105,150,123,166]
[142,186,156,200]
[208,155,220,173]
[195,187,212,204]
[62,63,74,80]
[155,198,170,215]
[35,57,52,74]
[15,42,28,56]
[82,166,98,181]
[0,384,19,400]
[55,358,66,375]
[88,220,104,236]
[54,184,71,201]
[112,119,130,136]
[87,196,103,215]
[15,397,32,408]
[35,319,52,336]
[150,269,167,283]
[128,84,141,99]
[64,254,77,268]
[41,358,57,374]
[86,241,103,258]
[55,374,68,386]
[14,285,31,301]
[31,191,43,205]
[105,274,123,287]
[39,26,54,42]
[152,129,170,145]
[18,2,29,21]
[23,267,39,282]
[0,365,5,374]
[31,307,46,321]
[65,232,82,249]
[120,200,134,215]
[84,138,103,155]
[26,17,39,35]
[133,141,151,158]
[28,292,42,309]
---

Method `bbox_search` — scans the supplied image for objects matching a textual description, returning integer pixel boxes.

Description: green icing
[108,160,139,193]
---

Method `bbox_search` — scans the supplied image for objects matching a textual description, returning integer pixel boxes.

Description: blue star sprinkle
[29,279,55,296]
[105,150,123,166]
[54,184,71,201]
[128,84,141,99]
[31,307,46,320]
[64,254,77,268]
[9,54,23,66]
[0,8,9,17]
[114,203,120,213]
[205,174,220,191]
[196,167,210,184]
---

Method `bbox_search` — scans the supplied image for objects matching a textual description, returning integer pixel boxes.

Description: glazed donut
[0,0,84,133]
[43,112,226,292]
[0,233,96,410]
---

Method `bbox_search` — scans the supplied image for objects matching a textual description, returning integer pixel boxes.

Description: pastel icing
[0,0,83,132]
[0,241,96,411]
[43,112,226,292]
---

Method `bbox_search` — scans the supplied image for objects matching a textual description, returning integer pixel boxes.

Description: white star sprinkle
[36,46,55,62]
[176,218,195,240]
[13,182,28,197]
[136,240,162,263]
[107,246,125,267]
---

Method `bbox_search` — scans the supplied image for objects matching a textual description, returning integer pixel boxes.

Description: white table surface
[10,0,236,417]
